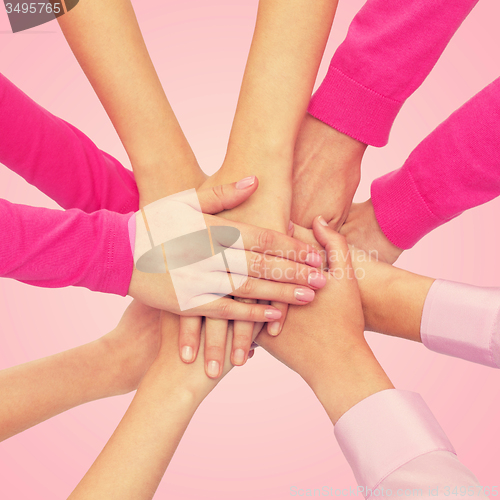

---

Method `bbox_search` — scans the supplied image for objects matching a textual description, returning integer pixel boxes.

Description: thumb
[197,176,258,214]
[312,216,352,274]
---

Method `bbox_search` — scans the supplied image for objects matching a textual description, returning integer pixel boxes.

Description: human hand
[180,168,304,378]
[257,217,393,423]
[291,114,366,230]
[129,178,322,319]
[339,199,403,264]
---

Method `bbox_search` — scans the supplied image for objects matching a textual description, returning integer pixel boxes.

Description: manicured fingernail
[294,288,315,302]
[264,309,282,320]
[308,272,326,288]
[305,252,322,267]
[233,349,245,365]
[288,220,294,232]
[318,216,329,226]
[236,176,256,189]
[207,360,220,378]
[181,346,194,363]
[268,321,281,336]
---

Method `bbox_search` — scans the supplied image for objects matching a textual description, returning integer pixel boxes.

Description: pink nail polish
[305,252,322,267]
[233,349,245,365]
[181,346,194,362]
[264,309,282,320]
[288,220,294,232]
[207,360,220,378]
[318,216,329,227]
[268,321,281,336]
[236,176,256,189]
[294,288,315,302]
[308,272,326,288]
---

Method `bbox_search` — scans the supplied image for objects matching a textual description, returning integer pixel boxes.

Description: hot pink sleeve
[308,0,478,147]
[335,390,484,497]
[421,279,500,368]
[0,72,139,214]
[371,77,500,249]
[0,199,133,296]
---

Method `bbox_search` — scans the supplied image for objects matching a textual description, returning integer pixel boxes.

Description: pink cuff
[334,389,455,492]
[307,67,403,147]
[371,167,446,250]
[421,280,500,368]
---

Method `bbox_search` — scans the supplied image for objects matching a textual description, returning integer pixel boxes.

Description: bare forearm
[223,0,338,184]
[0,339,118,442]
[59,0,202,201]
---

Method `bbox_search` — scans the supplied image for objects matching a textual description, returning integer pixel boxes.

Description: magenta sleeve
[308,0,478,146]
[371,77,500,249]
[0,72,139,214]
[421,279,500,368]
[0,199,133,296]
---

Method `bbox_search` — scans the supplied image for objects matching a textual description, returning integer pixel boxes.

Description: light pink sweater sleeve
[308,0,478,146]
[335,390,486,497]
[371,77,500,249]
[0,73,138,295]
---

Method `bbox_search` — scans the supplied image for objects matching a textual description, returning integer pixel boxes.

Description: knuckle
[240,277,255,296]
[217,301,232,319]
[258,229,275,251]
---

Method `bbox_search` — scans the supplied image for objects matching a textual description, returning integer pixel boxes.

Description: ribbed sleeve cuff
[421,280,500,368]
[87,210,135,297]
[308,67,403,147]
[371,167,445,249]
[335,390,455,493]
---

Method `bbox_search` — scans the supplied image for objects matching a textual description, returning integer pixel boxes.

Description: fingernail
[233,349,245,365]
[268,321,281,336]
[305,252,322,267]
[264,309,282,320]
[308,272,326,288]
[318,216,329,226]
[236,176,256,189]
[207,360,220,378]
[288,220,294,232]
[294,288,315,302]
[181,346,194,363]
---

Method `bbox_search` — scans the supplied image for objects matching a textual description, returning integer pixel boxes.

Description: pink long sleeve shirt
[336,390,487,497]
[0,72,139,295]
[309,0,500,250]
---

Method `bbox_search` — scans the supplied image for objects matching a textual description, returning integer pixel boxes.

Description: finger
[200,297,283,322]
[231,302,256,366]
[178,316,202,363]
[267,301,288,336]
[287,220,295,237]
[197,176,258,214]
[232,276,316,305]
[207,218,322,267]
[246,251,326,289]
[312,216,353,275]
[204,318,229,379]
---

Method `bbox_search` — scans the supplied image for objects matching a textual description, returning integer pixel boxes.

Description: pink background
[1,0,500,497]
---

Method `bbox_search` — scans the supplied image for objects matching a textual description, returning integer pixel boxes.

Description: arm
[291,0,479,229]
[68,312,240,500]
[258,220,485,493]
[58,0,205,205]
[342,77,500,263]
[0,301,160,443]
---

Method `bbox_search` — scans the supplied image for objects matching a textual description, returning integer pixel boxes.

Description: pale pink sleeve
[335,390,485,497]
[0,199,133,296]
[0,72,139,214]
[421,280,500,368]
[371,78,500,249]
[308,0,478,146]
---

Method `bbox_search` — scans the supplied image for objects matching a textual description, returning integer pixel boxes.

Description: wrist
[308,343,393,424]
